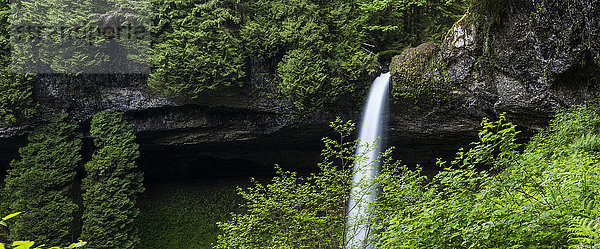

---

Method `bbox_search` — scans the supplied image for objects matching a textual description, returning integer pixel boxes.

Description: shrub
[375,106,600,248]
[0,212,86,249]
[80,111,144,249]
[4,114,82,245]
[215,117,356,248]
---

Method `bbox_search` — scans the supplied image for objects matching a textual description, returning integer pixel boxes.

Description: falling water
[346,72,390,249]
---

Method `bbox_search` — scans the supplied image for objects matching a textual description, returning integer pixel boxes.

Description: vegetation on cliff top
[0,0,470,121]
[0,0,34,124]
[149,0,469,112]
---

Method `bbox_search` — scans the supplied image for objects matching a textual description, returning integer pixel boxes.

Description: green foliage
[276,49,328,109]
[374,105,600,248]
[4,114,82,246]
[568,213,600,248]
[373,114,518,248]
[0,0,34,124]
[356,0,469,59]
[136,180,242,249]
[0,0,471,117]
[242,0,377,112]
[146,0,468,111]
[81,110,144,249]
[10,0,150,74]
[215,117,355,248]
[148,0,245,97]
[0,69,34,124]
[0,212,87,249]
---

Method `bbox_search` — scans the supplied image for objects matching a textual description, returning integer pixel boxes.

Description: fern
[568,199,600,247]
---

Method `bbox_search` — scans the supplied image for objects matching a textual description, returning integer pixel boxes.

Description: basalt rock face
[1,0,598,176]
[389,0,600,142]
[0,62,335,177]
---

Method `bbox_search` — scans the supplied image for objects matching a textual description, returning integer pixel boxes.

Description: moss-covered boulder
[389,0,599,140]
[390,42,452,106]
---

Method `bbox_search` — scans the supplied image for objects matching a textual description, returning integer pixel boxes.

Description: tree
[81,110,144,249]
[4,114,82,245]
[148,0,246,97]
[242,0,377,112]
[355,0,469,60]
[0,0,35,124]
[10,0,150,74]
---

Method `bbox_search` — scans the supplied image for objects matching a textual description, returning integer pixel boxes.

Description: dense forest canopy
[0,0,471,124]
[149,0,469,111]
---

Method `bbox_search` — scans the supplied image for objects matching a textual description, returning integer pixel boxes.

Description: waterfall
[346,72,390,249]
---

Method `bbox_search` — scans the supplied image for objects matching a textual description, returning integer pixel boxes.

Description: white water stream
[346,73,390,249]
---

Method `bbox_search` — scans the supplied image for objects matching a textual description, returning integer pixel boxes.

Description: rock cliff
[389,0,599,143]
[1,0,598,176]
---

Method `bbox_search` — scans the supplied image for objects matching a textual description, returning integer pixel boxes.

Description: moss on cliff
[389,42,452,107]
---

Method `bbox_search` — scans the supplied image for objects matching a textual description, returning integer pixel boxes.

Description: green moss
[389,42,452,107]
[136,179,246,249]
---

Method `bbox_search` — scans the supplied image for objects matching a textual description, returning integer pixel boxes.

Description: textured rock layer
[1,0,598,175]
[390,0,599,141]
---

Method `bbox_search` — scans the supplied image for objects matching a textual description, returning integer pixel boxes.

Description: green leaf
[66,241,86,248]
[12,241,35,249]
[3,212,21,221]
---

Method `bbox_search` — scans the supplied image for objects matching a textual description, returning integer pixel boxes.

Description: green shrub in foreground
[215,117,356,248]
[217,104,600,248]
[0,212,86,249]
[376,106,600,248]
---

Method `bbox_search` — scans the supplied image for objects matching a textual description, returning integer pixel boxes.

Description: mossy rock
[389,42,452,106]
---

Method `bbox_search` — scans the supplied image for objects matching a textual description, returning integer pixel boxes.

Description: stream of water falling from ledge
[346,72,390,249]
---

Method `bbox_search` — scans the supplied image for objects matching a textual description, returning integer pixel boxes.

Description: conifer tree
[81,110,144,249]
[0,0,35,124]
[4,114,82,245]
[149,0,246,96]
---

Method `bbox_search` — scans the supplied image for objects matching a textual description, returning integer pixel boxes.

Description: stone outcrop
[389,0,599,142]
[1,0,598,176]
[0,64,336,177]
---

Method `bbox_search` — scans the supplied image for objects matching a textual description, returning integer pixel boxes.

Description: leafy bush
[80,111,144,249]
[375,106,600,248]
[4,114,82,245]
[216,104,600,248]
[215,118,356,248]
